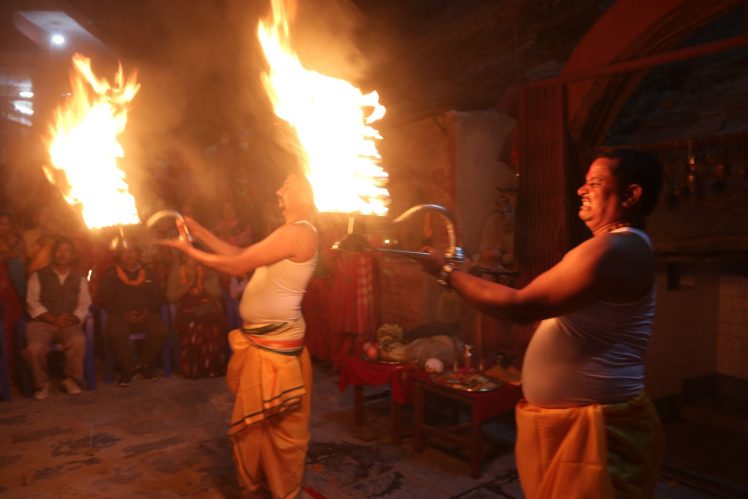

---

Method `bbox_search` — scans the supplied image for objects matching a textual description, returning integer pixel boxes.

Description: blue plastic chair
[1,319,11,401]
[16,309,97,396]
[220,288,241,361]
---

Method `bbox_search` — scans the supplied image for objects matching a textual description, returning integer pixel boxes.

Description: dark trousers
[106,313,168,378]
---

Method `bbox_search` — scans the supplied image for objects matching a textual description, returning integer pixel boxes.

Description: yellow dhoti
[227,328,312,498]
[515,393,663,499]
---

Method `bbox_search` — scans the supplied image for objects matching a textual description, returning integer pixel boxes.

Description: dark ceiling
[1,0,746,236]
[1,0,609,142]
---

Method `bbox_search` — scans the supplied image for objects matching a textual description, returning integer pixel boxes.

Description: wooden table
[409,370,522,478]
[338,354,413,444]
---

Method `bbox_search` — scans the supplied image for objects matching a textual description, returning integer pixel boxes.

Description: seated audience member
[0,211,24,262]
[212,200,253,295]
[24,237,91,400]
[228,274,249,302]
[226,273,249,329]
[22,208,63,275]
[166,253,226,378]
[0,210,25,379]
[0,260,23,384]
[98,240,168,386]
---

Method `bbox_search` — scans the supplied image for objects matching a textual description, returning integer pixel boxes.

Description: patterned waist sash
[241,318,304,356]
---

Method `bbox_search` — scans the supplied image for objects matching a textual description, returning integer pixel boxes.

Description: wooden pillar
[515,84,571,286]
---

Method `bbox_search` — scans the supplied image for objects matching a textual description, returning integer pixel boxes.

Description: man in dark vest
[99,239,167,386]
[25,236,91,400]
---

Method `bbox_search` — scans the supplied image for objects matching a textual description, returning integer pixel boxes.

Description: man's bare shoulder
[280,221,318,241]
[268,222,318,262]
[570,231,648,259]
[571,232,653,289]
[565,234,614,264]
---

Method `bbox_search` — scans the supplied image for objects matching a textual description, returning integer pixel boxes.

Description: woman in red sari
[0,211,24,386]
[166,254,227,378]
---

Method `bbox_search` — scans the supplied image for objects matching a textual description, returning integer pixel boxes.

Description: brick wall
[377,257,430,330]
[717,274,748,380]
[453,110,517,255]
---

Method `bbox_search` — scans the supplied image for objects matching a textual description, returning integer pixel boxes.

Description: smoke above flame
[258,0,390,216]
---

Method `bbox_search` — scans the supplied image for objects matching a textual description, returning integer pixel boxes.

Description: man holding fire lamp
[162,173,318,498]
[416,149,664,498]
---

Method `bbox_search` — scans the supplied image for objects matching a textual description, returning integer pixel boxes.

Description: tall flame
[46,53,141,229]
[258,0,390,216]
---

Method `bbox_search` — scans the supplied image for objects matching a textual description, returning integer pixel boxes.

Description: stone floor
[0,363,746,498]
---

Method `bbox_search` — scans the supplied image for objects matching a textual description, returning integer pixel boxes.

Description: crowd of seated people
[0,200,257,399]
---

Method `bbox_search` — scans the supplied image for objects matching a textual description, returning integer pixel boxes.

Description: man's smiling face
[577,157,625,233]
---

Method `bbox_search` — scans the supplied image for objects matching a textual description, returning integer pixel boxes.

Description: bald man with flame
[163,173,318,498]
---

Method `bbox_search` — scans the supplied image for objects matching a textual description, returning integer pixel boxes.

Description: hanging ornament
[685,140,700,198]
[711,147,729,194]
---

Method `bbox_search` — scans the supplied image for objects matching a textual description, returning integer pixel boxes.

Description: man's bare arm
[163,223,316,276]
[182,217,242,256]
[447,236,615,323]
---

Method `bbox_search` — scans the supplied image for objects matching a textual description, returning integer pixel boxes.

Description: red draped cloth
[327,253,378,368]
[302,275,332,361]
[300,216,379,366]
[338,354,414,404]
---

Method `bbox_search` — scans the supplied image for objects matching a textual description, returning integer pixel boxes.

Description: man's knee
[66,327,87,350]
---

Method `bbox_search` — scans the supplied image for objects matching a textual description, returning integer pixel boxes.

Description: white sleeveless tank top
[239,220,318,325]
[521,227,656,407]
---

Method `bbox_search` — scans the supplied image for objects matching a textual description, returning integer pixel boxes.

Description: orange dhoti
[515,393,663,499]
[226,329,312,498]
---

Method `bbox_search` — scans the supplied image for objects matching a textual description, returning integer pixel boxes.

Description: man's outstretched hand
[412,247,449,276]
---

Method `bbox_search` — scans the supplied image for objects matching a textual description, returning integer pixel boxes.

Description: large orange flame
[46,53,141,229]
[258,0,390,216]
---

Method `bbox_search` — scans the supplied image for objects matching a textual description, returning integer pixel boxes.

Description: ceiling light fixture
[50,33,66,46]
[13,102,34,115]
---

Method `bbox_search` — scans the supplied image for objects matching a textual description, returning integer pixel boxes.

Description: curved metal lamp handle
[145,209,193,243]
[391,203,465,262]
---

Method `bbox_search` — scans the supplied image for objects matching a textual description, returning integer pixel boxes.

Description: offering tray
[430,370,502,392]
[360,353,406,365]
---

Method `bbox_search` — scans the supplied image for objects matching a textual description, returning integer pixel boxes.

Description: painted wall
[717,274,748,380]
[377,109,516,343]
[453,110,517,257]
